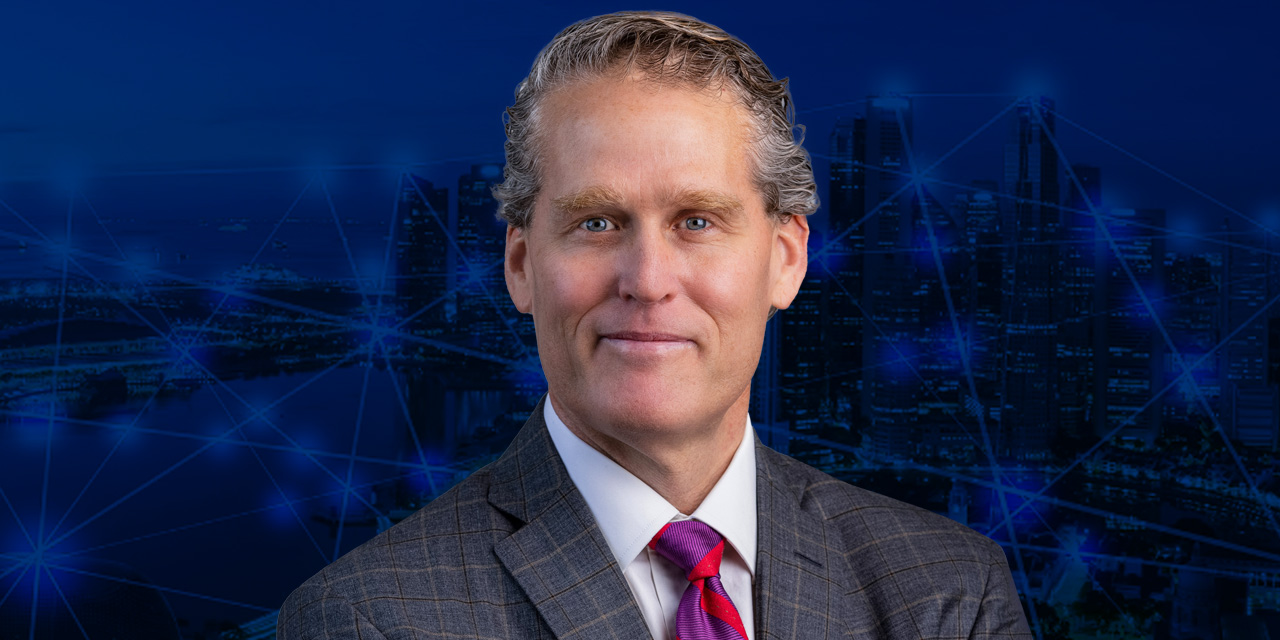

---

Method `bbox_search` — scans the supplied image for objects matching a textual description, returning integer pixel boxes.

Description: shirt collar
[544,395,757,575]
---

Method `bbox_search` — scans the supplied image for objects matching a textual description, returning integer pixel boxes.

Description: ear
[505,224,533,314]
[769,214,809,311]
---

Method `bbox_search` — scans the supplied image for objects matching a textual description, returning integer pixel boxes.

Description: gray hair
[493,10,819,228]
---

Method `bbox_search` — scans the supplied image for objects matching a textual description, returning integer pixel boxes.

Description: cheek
[535,252,611,323]
[691,245,773,326]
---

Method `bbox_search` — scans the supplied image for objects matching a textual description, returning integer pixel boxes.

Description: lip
[598,331,696,356]
[599,331,692,342]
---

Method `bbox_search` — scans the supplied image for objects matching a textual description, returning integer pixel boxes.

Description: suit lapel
[488,399,862,640]
[753,441,858,639]
[489,396,652,640]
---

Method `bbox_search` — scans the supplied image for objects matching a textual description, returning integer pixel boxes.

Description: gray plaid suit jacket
[278,397,1032,639]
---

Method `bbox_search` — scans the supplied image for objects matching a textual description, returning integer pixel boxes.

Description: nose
[616,226,679,304]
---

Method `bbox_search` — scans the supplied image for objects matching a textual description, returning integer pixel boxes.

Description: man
[279,11,1032,639]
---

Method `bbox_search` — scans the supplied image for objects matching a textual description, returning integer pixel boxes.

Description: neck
[553,388,750,515]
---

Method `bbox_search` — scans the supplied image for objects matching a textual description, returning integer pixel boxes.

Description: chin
[589,376,714,433]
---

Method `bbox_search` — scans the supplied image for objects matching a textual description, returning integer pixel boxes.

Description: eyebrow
[550,186,745,217]
[671,188,745,215]
[551,185,626,215]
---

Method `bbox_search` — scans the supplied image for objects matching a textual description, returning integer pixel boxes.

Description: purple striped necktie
[648,520,748,640]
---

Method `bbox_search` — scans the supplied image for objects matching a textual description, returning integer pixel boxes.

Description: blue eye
[684,217,709,231]
[582,218,611,232]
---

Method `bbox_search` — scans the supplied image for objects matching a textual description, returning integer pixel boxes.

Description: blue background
[1,1,1278,638]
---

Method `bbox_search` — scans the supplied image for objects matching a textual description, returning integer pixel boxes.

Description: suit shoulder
[762,447,1003,564]
[756,446,1032,637]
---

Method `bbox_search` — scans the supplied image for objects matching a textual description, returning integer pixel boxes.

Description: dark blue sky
[3,0,1277,220]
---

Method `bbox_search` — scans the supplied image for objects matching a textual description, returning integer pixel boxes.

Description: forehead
[541,71,748,126]
[534,74,760,211]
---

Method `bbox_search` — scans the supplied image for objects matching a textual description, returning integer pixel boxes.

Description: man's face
[505,73,808,441]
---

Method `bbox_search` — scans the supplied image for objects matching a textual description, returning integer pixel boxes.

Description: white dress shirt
[544,396,757,640]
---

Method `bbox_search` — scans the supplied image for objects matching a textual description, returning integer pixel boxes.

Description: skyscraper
[824,116,866,434]
[396,174,451,342]
[779,269,832,465]
[1223,222,1280,449]
[860,96,920,460]
[954,181,1003,458]
[1058,164,1101,444]
[912,187,968,461]
[1165,250,1222,430]
[456,164,527,356]
[1096,208,1166,446]
[1000,96,1061,460]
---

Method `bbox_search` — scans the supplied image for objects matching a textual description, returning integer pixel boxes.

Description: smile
[599,332,696,356]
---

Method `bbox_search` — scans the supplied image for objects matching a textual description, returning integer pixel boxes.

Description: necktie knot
[648,520,726,583]
[648,519,748,639]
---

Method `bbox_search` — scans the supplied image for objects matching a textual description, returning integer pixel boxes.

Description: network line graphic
[0,94,1278,639]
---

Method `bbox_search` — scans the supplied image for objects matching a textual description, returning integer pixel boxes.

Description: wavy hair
[493,11,818,227]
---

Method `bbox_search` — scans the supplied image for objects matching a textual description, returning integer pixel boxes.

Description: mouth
[600,331,691,342]
[598,331,696,356]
